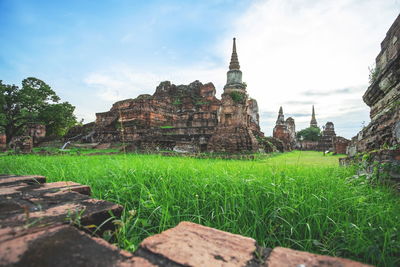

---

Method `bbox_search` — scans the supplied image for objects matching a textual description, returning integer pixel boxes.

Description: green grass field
[1,151,399,266]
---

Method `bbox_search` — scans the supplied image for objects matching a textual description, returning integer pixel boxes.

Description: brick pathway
[0,174,372,266]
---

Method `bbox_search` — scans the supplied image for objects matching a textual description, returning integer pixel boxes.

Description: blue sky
[0,0,246,84]
[1,0,400,138]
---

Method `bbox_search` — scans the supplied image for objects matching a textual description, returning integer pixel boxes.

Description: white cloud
[84,68,162,102]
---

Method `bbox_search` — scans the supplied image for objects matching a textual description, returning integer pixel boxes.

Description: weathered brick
[265,247,373,267]
[138,221,257,266]
[0,175,46,186]
[0,181,91,198]
[0,190,122,242]
[0,225,155,267]
[347,15,400,157]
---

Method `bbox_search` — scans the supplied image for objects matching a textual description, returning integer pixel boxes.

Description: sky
[1,0,399,138]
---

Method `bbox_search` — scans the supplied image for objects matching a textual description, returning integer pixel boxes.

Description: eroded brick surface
[0,181,91,198]
[0,176,122,243]
[138,221,257,266]
[0,225,154,267]
[0,175,46,186]
[265,247,372,267]
[347,15,400,157]
[1,195,122,241]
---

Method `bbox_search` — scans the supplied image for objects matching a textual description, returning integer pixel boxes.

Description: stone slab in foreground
[136,221,373,267]
[137,221,258,266]
[0,175,122,243]
[0,181,91,198]
[0,225,155,267]
[266,247,373,267]
[0,175,46,186]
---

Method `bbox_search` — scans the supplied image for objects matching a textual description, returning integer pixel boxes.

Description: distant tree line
[297,127,321,141]
[0,77,77,144]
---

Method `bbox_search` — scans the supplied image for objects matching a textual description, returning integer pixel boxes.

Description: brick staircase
[0,175,372,266]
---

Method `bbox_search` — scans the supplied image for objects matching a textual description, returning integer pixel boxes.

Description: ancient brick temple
[94,38,262,153]
[343,14,400,185]
[26,123,46,144]
[333,136,351,154]
[347,14,400,155]
[318,122,336,151]
[272,107,296,150]
[207,38,259,152]
[286,107,350,153]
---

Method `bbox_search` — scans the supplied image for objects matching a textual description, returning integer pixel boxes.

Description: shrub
[229,91,245,104]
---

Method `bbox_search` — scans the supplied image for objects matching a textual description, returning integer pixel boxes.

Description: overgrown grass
[1,151,399,266]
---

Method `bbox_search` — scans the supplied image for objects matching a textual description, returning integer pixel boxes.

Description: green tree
[297,127,321,141]
[37,102,77,137]
[0,77,77,143]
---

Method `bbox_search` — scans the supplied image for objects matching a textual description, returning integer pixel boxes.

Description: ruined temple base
[347,108,400,156]
[207,126,259,153]
[340,148,400,190]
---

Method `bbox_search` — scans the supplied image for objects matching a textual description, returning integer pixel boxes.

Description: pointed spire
[229,38,240,70]
[276,106,285,125]
[310,105,318,127]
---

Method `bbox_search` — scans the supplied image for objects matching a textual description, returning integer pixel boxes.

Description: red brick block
[0,175,46,186]
[138,221,257,266]
[0,190,123,242]
[0,181,91,198]
[265,247,373,267]
[0,225,155,267]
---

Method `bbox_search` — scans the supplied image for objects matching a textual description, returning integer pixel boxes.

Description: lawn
[0,151,399,266]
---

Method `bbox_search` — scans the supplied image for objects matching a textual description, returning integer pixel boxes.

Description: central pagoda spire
[276,106,285,125]
[229,38,240,70]
[310,105,318,128]
[224,38,245,91]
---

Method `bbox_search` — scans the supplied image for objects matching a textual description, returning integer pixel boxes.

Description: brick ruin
[272,107,296,151]
[9,136,33,153]
[0,123,46,153]
[70,38,354,155]
[26,123,46,144]
[6,124,46,153]
[93,38,262,153]
[347,14,400,155]
[0,134,6,151]
[343,14,400,185]
[272,106,350,153]
[333,136,351,154]
[318,122,336,151]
